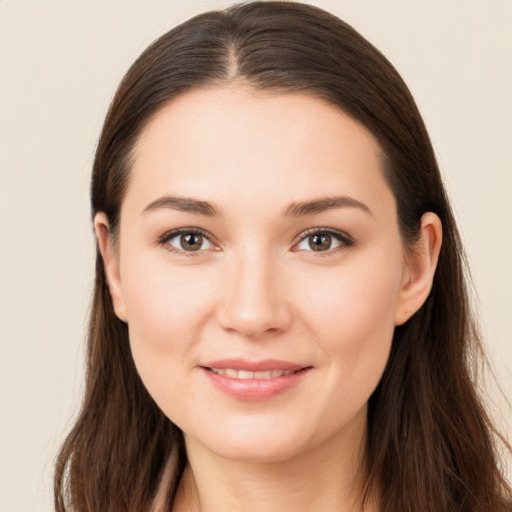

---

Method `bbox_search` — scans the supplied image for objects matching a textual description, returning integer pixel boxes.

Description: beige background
[0,1,510,510]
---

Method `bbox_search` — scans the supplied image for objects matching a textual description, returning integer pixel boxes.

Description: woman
[54,1,511,510]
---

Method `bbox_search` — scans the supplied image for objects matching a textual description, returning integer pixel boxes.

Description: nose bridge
[217,242,291,338]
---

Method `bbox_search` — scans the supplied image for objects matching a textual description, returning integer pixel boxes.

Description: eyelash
[157,227,354,257]
[294,228,354,256]
[157,228,215,257]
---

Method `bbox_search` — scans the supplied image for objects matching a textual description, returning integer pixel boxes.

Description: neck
[172,410,378,512]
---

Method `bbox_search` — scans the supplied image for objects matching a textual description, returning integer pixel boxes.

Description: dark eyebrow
[142,196,220,216]
[142,194,372,218]
[282,196,373,217]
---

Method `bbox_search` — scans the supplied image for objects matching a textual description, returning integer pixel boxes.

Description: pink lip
[200,359,312,401]
[202,358,305,372]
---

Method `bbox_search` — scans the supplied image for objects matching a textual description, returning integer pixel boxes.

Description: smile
[208,368,298,379]
[200,360,312,400]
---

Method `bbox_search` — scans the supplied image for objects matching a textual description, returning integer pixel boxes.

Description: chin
[204,436,309,464]
[182,411,358,465]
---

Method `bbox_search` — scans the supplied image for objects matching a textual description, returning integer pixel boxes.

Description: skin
[95,85,442,512]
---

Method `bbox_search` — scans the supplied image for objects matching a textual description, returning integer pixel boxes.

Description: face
[98,86,430,463]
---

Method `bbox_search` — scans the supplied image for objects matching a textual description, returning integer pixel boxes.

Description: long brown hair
[54,2,511,511]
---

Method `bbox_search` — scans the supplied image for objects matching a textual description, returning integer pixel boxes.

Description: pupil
[181,233,202,250]
[310,234,331,251]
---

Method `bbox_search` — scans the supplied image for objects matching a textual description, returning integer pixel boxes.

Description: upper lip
[201,358,308,372]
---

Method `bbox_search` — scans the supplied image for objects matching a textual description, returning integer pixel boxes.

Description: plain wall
[0,1,510,510]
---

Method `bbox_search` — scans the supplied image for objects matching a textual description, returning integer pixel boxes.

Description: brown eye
[308,233,332,251]
[295,229,352,253]
[180,233,204,251]
[162,230,214,253]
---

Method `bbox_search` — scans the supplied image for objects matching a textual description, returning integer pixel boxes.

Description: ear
[394,212,442,326]
[94,212,127,322]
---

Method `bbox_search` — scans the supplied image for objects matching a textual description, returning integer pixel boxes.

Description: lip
[200,359,312,401]
[202,358,305,372]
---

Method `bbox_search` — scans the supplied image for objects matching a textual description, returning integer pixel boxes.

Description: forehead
[125,85,393,217]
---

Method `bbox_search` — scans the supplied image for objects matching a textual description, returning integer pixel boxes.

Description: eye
[159,229,216,253]
[294,229,353,253]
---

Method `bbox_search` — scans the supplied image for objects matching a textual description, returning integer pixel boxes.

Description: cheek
[303,254,402,341]
[298,250,403,390]
[119,256,217,403]
[122,259,215,351]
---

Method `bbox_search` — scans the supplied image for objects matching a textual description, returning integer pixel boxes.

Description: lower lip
[201,367,311,401]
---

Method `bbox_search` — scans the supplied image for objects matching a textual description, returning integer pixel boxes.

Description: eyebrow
[282,196,373,218]
[142,194,372,218]
[143,196,220,216]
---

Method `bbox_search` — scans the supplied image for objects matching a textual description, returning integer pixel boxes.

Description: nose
[216,248,292,339]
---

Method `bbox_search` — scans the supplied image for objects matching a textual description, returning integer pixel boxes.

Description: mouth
[200,359,312,400]
[207,368,304,379]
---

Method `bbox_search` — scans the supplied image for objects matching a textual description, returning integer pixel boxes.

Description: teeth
[209,368,296,379]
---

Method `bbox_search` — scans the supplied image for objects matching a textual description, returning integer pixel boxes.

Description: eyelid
[157,226,354,256]
[157,227,220,256]
[292,227,354,254]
